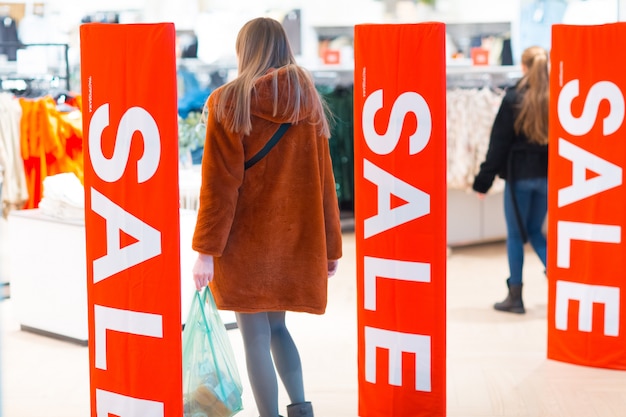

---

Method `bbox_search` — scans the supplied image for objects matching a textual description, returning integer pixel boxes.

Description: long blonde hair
[215,17,330,137]
[514,46,549,145]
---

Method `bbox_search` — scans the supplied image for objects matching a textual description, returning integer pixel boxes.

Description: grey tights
[235,311,305,417]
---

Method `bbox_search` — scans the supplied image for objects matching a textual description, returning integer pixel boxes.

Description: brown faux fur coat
[191,67,343,314]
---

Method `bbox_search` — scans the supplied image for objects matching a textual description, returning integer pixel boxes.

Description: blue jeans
[504,178,548,285]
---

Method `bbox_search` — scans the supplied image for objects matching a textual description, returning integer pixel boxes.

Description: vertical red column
[548,23,626,369]
[81,23,182,416]
[354,23,447,416]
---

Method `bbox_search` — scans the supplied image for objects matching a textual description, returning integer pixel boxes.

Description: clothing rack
[311,69,354,88]
[312,74,354,210]
[445,66,513,245]
[0,74,66,97]
[446,65,522,90]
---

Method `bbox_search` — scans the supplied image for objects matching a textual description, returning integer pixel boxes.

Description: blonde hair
[514,46,549,145]
[215,17,330,137]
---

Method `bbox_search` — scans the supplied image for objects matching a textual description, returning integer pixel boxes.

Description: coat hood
[249,66,317,124]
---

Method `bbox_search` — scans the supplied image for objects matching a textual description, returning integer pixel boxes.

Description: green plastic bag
[182,287,243,417]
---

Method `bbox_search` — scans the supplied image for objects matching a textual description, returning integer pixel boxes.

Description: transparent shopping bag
[182,287,243,417]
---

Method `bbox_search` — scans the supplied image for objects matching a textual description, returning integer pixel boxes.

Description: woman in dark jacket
[473,46,549,314]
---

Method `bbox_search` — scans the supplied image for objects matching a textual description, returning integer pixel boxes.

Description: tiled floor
[2,217,626,416]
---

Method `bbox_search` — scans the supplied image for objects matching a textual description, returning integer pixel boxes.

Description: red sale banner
[81,24,182,416]
[548,23,626,369]
[354,23,447,416]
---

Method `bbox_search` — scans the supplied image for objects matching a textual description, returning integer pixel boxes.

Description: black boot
[494,278,525,314]
[287,401,314,417]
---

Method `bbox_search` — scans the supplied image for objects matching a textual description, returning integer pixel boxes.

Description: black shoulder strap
[244,123,291,170]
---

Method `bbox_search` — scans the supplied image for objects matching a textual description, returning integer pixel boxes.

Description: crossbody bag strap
[244,122,291,170]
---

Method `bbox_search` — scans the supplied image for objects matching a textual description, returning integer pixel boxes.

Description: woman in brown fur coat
[191,17,343,417]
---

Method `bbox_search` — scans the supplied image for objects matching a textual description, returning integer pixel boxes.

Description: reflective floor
[2,224,626,417]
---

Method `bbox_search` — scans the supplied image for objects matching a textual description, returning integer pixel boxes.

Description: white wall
[42,0,522,28]
[37,0,626,27]
[562,0,622,23]
[27,0,626,67]
[433,0,521,23]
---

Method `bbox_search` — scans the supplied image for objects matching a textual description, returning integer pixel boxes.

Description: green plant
[178,111,206,154]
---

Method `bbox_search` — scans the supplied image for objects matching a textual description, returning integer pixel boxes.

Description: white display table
[8,208,235,345]
[447,188,507,246]
[0,215,10,299]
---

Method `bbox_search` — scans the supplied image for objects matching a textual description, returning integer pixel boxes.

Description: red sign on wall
[354,23,447,416]
[548,23,626,369]
[81,23,183,416]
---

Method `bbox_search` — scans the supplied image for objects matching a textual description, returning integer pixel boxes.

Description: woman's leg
[504,181,528,286]
[236,312,279,417]
[268,312,305,404]
[525,179,548,268]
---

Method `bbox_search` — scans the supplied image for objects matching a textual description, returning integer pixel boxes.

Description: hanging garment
[446,86,505,191]
[0,16,19,61]
[317,83,354,210]
[0,93,28,216]
[19,95,83,209]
